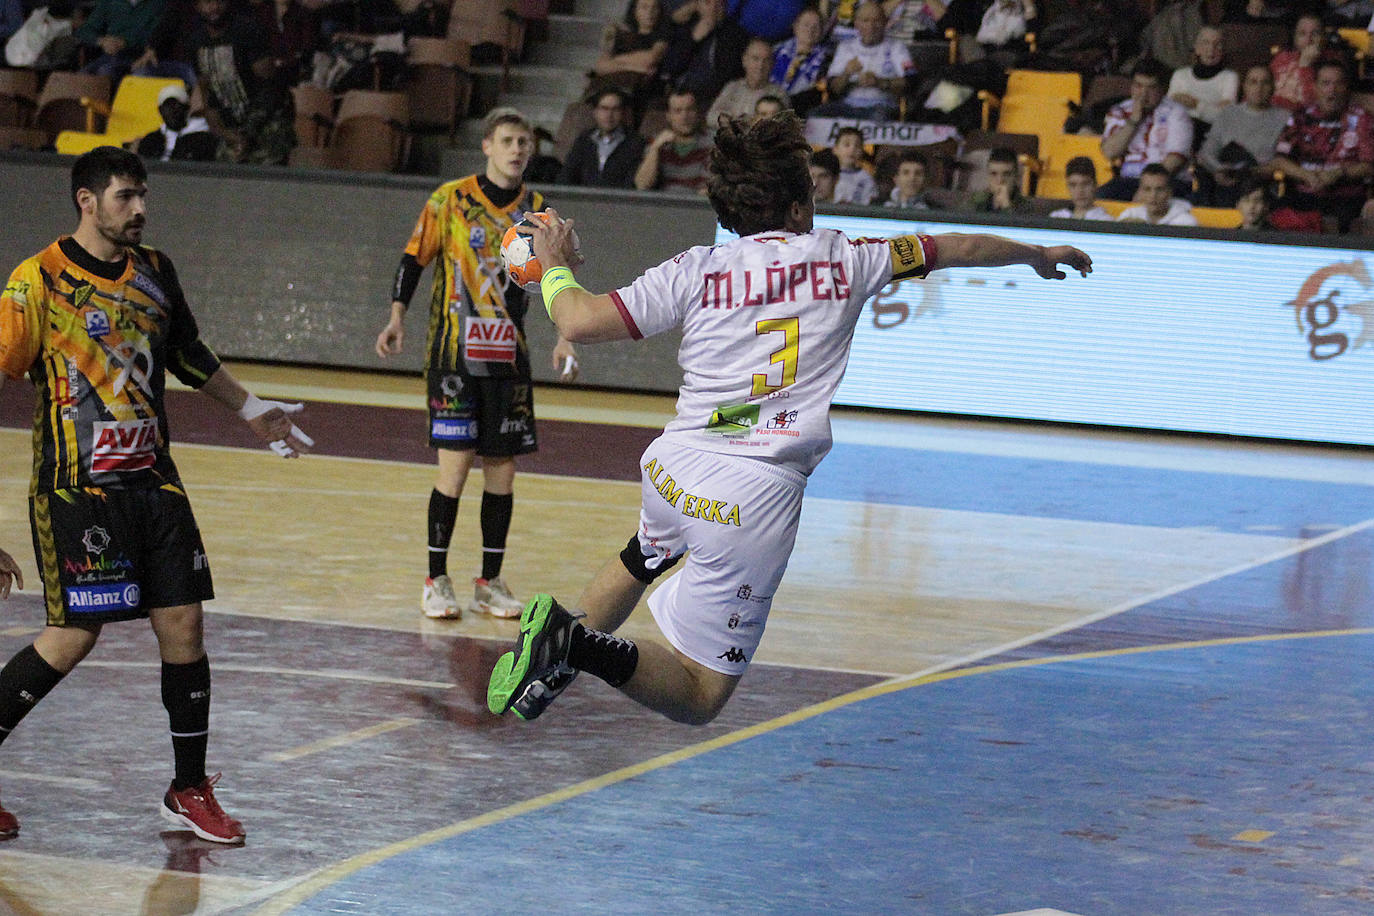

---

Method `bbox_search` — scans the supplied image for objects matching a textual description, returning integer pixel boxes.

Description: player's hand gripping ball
[500,211,581,293]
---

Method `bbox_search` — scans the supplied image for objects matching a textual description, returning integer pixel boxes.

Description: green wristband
[540,266,583,318]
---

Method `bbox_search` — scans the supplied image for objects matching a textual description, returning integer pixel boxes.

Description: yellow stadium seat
[55,76,185,156]
[1192,206,1243,229]
[1094,198,1131,218]
[1006,69,1082,104]
[980,93,1073,149]
[1338,28,1370,79]
[1037,132,1115,199]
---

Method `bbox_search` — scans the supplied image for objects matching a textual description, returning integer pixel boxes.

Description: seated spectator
[706,37,777,124]
[591,0,670,97]
[816,1,913,120]
[1117,162,1199,225]
[5,0,76,69]
[76,0,169,79]
[884,148,940,208]
[810,147,840,202]
[969,146,1036,213]
[187,0,294,164]
[1099,58,1194,200]
[884,0,948,43]
[634,88,712,194]
[754,93,787,119]
[1271,14,1328,112]
[1234,174,1275,231]
[976,0,1036,65]
[1271,61,1374,232]
[832,126,877,203]
[1049,156,1113,219]
[1168,26,1238,130]
[559,88,646,188]
[134,83,219,160]
[770,6,832,116]
[662,0,750,104]
[1195,64,1289,206]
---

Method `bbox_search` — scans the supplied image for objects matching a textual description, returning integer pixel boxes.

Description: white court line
[0,769,103,790]
[81,661,455,691]
[266,718,421,762]
[889,515,1374,684]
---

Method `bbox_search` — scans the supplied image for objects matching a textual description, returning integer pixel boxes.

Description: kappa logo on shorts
[66,582,141,612]
[717,647,749,664]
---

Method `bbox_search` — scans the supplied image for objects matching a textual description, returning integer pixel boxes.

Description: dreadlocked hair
[708,111,813,237]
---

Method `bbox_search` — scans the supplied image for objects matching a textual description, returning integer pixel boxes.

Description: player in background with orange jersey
[0,146,313,842]
[375,107,579,622]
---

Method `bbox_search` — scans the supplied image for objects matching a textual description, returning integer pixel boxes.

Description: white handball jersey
[610,227,934,476]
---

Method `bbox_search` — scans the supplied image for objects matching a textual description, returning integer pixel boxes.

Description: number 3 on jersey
[752,317,799,397]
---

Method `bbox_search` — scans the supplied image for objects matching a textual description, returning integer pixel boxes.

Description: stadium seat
[1191,206,1243,229]
[292,84,335,148]
[55,75,185,156]
[1037,132,1114,199]
[449,0,524,85]
[1094,198,1130,218]
[330,90,410,171]
[35,72,110,141]
[0,126,48,151]
[1005,69,1081,104]
[979,92,1072,149]
[406,37,472,140]
[0,69,38,128]
[1338,28,1370,79]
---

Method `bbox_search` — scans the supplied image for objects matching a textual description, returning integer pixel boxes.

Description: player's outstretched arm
[199,367,315,458]
[0,547,21,599]
[929,233,1092,279]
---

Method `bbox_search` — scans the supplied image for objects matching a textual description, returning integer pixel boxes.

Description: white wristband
[237,394,270,420]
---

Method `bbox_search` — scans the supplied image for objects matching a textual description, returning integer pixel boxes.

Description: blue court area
[277,629,1374,916]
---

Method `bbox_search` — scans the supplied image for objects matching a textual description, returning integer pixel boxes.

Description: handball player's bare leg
[480,455,515,496]
[149,603,204,664]
[32,624,101,674]
[435,448,476,498]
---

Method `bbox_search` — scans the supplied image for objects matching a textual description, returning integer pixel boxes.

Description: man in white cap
[135,83,218,161]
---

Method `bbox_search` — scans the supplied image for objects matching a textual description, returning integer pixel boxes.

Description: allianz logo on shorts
[432,419,477,441]
[66,582,141,612]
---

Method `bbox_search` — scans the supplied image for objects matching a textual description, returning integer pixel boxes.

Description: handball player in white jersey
[487,112,1092,726]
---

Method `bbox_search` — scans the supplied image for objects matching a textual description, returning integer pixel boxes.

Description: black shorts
[29,484,214,627]
[426,371,538,457]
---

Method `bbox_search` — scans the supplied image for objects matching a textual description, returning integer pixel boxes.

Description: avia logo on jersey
[1286,260,1374,361]
[84,309,111,338]
[432,418,478,441]
[700,262,850,310]
[464,317,518,362]
[717,647,748,665]
[91,419,158,474]
[66,582,141,613]
[642,458,742,526]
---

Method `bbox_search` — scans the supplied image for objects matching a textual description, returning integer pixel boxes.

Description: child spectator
[970,146,1035,213]
[884,149,939,209]
[1117,162,1199,225]
[1234,175,1275,231]
[810,147,840,202]
[1049,156,1112,219]
[832,126,877,204]
[753,93,787,120]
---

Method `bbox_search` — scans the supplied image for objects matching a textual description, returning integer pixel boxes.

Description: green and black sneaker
[487,594,583,720]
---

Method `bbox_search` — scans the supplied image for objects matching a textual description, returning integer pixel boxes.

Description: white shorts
[636,437,806,675]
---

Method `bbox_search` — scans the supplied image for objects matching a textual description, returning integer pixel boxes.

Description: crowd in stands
[5,0,1374,232]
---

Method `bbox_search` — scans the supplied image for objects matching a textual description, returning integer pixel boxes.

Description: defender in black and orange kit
[0,146,314,843]
[375,107,580,621]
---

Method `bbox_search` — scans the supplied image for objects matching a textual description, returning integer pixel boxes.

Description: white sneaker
[423,575,461,619]
[469,576,524,618]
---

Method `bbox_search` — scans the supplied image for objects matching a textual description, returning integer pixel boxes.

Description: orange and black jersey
[0,237,221,495]
[396,175,543,378]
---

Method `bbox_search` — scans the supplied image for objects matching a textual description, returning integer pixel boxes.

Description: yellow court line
[249,626,1374,916]
[267,718,422,763]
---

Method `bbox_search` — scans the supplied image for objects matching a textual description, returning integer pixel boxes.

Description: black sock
[567,623,639,688]
[162,656,211,790]
[480,491,513,581]
[0,645,64,746]
[428,489,460,579]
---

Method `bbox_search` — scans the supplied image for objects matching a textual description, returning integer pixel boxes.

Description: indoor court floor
[0,362,1372,915]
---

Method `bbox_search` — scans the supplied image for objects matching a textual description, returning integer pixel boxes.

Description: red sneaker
[161,774,245,844]
[0,792,17,839]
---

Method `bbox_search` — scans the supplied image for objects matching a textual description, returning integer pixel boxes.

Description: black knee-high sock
[567,623,639,688]
[428,489,460,579]
[480,491,513,581]
[162,655,211,790]
[0,645,64,747]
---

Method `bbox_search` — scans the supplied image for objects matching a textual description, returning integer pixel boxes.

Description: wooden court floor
[0,363,1372,914]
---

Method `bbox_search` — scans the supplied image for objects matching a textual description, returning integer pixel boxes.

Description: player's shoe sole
[486,594,581,719]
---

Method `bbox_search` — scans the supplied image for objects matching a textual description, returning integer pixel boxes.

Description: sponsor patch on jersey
[66,582,141,613]
[468,226,486,249]
[464,316,517,363]
[84,309,111,338]
[889,234,927,279]
[432,418,478,441]
[706,403,760,436]
[90,418,158,474]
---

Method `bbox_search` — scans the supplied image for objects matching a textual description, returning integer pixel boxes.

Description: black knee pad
[619,534,682,584]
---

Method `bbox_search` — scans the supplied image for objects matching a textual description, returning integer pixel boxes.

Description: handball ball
[500,211,581,293]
